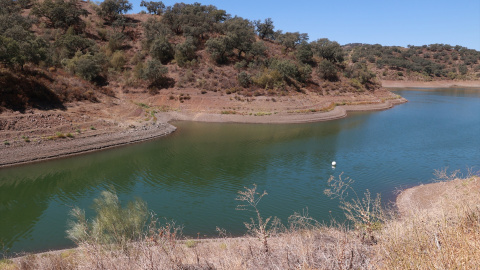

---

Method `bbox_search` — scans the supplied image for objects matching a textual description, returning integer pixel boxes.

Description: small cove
[0,87,479,254]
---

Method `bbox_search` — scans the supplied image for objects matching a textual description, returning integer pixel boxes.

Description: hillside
[1,0,478,112]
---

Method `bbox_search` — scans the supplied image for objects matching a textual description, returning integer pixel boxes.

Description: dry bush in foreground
[11,226,373,270]
[7,174,480,270]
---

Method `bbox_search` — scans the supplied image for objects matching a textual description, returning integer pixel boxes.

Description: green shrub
[62,52,104,81]
[237,71,252,88]
[76,55,102,81]
[66,190,148,247]
[459,64,468,75]
[142,59,168,83]
[269,58,298,80]
[253,69,283,89]
[150,37,174,64]
[107,32,125,52]
[295,42,313,63]
[110,50,126,71]
[318,60,338,81]
[174,37,196,67]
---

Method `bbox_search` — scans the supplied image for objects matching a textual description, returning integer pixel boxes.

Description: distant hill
[344,43,480,81]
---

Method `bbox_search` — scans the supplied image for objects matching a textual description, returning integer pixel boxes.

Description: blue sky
[130,0,480,50]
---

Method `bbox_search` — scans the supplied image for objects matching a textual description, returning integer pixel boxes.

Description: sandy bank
[382,80,480,88]
[396,176,480,217]
[0,123,176,168]
[166,98,407,124]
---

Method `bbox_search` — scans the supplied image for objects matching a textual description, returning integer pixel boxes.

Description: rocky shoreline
[0,97,407,168]
[0,123,177,168]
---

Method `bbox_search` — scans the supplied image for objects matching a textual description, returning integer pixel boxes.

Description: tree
[248,40,267,59]
[54,29,95,59]
[32,0,88,31]
[254,18,274,40]
[0,0,21,15]
[140,0,165,15]
[312,38,344,63]
[142,58,168,83]
[318,60,338,81]
[150,37,174,64]
[344,62,375,84]
[269,58,299,80]
[143,18,173,45]
[174,36,196,67]
[162,2,227,38]
[97,0,132,22]
[206,36,232,64]
[276,31,309,51]
[0,1,47,68]
[458,64,468,75]
[224,16,256,58]
[295,41,313,63]
[62,51,104,81]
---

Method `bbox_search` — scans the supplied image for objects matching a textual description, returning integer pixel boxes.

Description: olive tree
[142,58,168,83]
[206,36,232,64]
[311,38,344,63]
[318,60,339,81]
[0,0,47,68]
[254,18,274,40]
[140,0,165,15]
[32,0,88,31]
[276,31,309,51]
[224,17,256,58]
[175,36,196,67]
[150,37,174,64]
[296,41,313,63]
[97,0,132,22]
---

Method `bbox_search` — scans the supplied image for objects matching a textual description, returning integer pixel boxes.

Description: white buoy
[332,161,336,166]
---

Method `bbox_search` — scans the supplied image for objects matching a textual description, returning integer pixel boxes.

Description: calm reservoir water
[1,87,479,254]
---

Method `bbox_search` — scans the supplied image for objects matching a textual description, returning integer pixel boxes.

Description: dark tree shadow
[0,72,65,113]
[147,76,175,94]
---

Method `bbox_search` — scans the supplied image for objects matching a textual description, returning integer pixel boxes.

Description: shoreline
[166,98,407,124]
[0,123,177,168]
[3,79,479,168]
[381,80,480,88]
[396,176,479,217]
[0,98,406,168]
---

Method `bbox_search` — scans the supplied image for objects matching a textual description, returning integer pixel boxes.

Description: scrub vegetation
[5,171,479,269]
[1,0,478,112]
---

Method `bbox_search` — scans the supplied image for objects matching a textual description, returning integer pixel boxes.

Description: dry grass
[377,176,480,269]
[9,226,373,270]
[5,176,480,270]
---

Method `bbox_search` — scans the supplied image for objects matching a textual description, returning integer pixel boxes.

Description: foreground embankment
[4,175,478,269]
